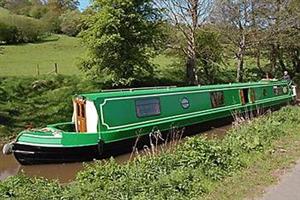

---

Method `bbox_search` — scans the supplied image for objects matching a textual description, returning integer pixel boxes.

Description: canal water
[0,124,231,183]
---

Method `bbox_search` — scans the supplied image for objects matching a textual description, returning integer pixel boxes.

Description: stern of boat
[12,123,101,165]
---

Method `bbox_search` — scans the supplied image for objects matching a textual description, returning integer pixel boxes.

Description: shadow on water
[0,118,234,183]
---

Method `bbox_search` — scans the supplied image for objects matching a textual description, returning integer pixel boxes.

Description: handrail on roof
[100,86,177,93]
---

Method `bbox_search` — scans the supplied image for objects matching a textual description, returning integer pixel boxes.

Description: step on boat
[4,80,297,164]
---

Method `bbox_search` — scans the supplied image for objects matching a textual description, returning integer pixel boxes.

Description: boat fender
[2,142,13,155]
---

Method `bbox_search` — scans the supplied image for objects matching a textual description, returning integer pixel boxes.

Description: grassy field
[0,35,175,77]
[0,35,84,76]
[0,32,265,78]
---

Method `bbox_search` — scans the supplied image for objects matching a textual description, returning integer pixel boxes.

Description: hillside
[0,7,10,15]
[0,35,85,76]
[0,34,176,77]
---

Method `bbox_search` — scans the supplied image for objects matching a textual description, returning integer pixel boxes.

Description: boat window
[210,91,225,108]
[273,86,283,95]
[263,88,268,96]
[136,98,161,118]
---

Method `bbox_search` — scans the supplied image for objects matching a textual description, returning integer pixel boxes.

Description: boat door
[240,89,249,105]
[75,99,87,132]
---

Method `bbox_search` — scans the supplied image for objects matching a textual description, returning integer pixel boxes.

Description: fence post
[36,64,40,76]
[54,63,58,74]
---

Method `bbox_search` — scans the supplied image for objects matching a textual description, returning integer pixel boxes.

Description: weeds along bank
[1,106,300,199]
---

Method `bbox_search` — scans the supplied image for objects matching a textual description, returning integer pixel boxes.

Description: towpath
[261,160,300,200]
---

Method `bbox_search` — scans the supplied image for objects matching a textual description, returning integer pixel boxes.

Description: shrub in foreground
[1,106,300,199]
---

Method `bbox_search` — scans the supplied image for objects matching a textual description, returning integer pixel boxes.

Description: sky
[79,0,90,11]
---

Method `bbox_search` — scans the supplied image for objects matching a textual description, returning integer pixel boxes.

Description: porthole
[181,97,190,109]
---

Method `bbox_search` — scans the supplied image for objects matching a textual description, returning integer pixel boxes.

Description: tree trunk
[236,34,245,82]
[186,56,198,85]
[293,48,300,73]
[256,47,264,73]
[278,45,286,71]
[256,49,261,69]
[270,44,277,76]
[186,0,199,86]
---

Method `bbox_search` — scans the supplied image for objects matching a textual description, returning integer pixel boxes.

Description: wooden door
[76,100,87,132]
[240,89,249,105]
[250,89,256,103]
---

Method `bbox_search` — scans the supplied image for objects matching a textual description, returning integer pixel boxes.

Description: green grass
[204,128,300,200]
[1,106,300,199]
[0,35,176,77]
[0,35,85,76]
[0,7,10,15]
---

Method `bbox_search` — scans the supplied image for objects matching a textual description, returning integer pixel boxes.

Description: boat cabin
[72,81,294,144]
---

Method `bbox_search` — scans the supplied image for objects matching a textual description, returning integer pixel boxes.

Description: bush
[41,10,61,33]
[0,23,18,44]
[0,174,63,200]
[63,106,300,199]
[59,10,82,37]
[0,9,47,44]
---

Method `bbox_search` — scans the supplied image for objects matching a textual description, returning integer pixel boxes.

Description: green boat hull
[10,80,296,164]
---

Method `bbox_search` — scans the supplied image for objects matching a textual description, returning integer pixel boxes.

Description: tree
[2,0,32,15]
[47,0,79,11]
[196,28,224,84]
[155,0,213,85]
[59,10,81,36]
[259,0,300,76]
[29,1,48,19]
[0,0,5,7]
[212,0,258,82]
[79,0,163,86]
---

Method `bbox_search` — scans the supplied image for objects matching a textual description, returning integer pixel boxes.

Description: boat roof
[79,80,287,101]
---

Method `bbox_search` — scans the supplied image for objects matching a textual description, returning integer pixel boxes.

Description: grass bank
[204,121,300,200]
[0,75,100,142]
[1,106,300,199]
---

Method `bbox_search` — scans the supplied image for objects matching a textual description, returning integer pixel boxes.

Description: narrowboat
[5,80,297,164]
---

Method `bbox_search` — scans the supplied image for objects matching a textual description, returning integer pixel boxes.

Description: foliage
[59,10,82,36]
[0,8,48,44]
[0,174,63,200]
[1,106,299,199]
[155,0,214,85]
[0,22,18,44]
[48,0,80,11]
[79,0,164,86]
[196,28,224,84]
[0,1,82,35]
[41,10,62,33]
[0,75,100,137]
